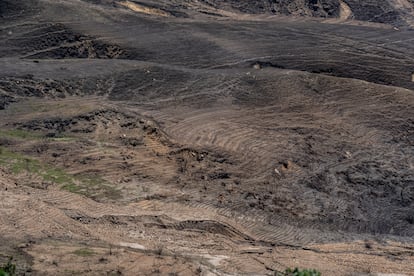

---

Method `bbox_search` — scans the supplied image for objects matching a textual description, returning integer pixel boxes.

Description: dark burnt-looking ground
[1,0,414,275]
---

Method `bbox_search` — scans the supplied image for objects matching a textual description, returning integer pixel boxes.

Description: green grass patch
[0,147,67,180]
[0,257,16,276]
[72,248,95,257]
[42,167,74,185]
[60,174,121,201]
[275,268,321,276]
[73,175,122,200]
[0,147,42,174]
[0,128,75,142]
[62,183,82,193]
[0,129,41,140]
[0,146,121,201]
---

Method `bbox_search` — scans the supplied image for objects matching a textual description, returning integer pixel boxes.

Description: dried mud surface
[1,0,414,275]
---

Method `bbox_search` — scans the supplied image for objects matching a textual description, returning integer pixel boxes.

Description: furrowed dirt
[1,0,414,275]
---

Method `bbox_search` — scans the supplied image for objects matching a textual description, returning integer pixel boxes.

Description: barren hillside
[1,0,414,275]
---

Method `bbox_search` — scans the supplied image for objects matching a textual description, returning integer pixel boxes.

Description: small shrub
[72,248,95,257]
[276,267,321,276]
[0,257,16,276]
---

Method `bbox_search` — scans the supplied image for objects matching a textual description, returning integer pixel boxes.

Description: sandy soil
[0,0,414,275]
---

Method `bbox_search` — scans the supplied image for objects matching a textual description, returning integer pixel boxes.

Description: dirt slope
[0,0,414,275]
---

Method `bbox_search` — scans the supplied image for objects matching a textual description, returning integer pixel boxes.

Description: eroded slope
[1,0,414,275]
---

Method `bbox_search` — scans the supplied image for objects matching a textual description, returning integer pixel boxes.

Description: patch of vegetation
[0,147,69,182]
[0,129,41,140]
[62,175,122,200]
[0,146,121,200]
[275,268,321,276]
[62,183,82,193]
[0,147,42,174]
[42,167,74,185]
[0,257,16,276]
[75,175,122,200]
[0,128,74,143]
[72,248,95,257]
